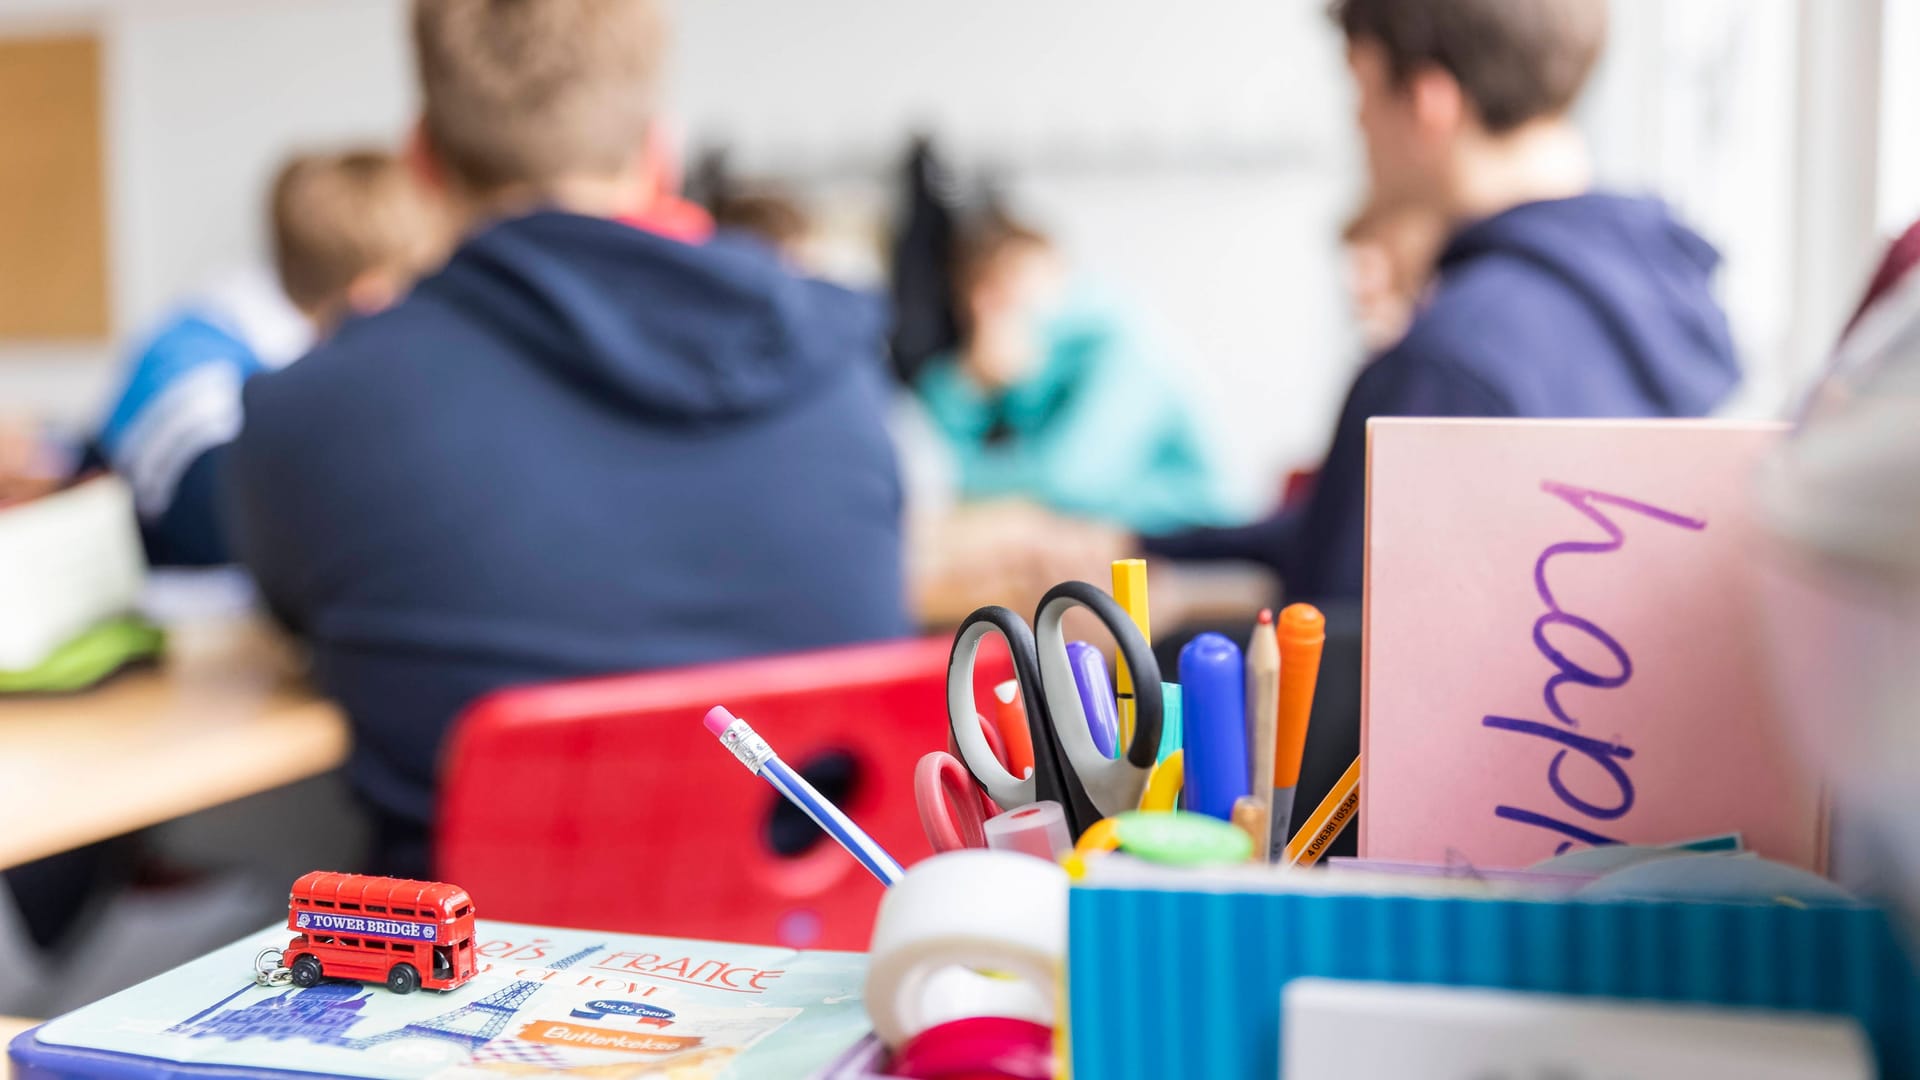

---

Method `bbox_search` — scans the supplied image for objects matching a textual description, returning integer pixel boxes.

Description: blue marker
[1178,633,1249,821]
[1066,641,1121,758]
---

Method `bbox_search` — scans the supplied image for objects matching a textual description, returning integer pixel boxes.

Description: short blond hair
[413,0,665,195]
[270,149,443,315]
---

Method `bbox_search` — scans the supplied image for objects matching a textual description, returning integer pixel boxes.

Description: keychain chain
[253,948,292,988]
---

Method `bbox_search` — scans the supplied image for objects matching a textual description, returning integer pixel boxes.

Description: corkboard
[0,35,108,340]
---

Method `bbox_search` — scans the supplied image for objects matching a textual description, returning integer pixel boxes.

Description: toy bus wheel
[290,955,323,988]
[386,963,420,995]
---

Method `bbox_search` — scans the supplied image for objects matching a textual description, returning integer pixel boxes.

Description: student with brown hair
[269,151,448,334]
[225,0,911,875]
[1149,0,1742,604]
[913,213,1225,534]
[95,148,443,566]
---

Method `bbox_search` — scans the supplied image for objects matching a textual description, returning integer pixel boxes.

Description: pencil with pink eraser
[703,705,904,885]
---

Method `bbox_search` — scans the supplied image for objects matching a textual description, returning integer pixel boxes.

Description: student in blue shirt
[95,268,308,566]
[914,216,1227,535]
[94,150,444,565]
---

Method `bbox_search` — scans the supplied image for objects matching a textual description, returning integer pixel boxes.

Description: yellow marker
[1110,558,1151,751]
[1138,749,1184,812]
[1074,816,1123,857]
[1284,756,1360,868]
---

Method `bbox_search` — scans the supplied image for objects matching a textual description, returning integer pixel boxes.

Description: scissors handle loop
[946,606,1048,813]
[915,751,992,853]
[1033,581,1164,819]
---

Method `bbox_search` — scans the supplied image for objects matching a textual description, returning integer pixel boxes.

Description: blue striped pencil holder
[1068,875,1920,1079]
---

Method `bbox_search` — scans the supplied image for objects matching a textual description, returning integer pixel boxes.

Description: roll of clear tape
[984,800,1072,862]
[864,850,1069,1048]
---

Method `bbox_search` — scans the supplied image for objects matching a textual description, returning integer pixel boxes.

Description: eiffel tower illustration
[348,942,603,1052]
[169,981,372,1045]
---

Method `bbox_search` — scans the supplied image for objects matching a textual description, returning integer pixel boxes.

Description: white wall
[112,0,414,334]
[666,0,1360,510]
[0,0,413,427]
[2,0,1358,509]
[1879,0,1919,235]
[0,0,1882,500]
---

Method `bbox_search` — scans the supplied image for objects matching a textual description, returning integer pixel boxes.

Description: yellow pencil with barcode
[1284,756,1360,867]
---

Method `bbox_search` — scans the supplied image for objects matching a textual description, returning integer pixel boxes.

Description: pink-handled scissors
[916,751,1001,853]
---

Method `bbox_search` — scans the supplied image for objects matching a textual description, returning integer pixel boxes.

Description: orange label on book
[516,1020,703,1054]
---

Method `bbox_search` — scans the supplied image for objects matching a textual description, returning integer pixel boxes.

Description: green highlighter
[1113,810,1253,868]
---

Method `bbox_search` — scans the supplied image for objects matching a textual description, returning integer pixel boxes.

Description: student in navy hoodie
[225,0,910,875]
[1149,0,1742,603]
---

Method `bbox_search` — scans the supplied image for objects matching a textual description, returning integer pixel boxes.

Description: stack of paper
[0,475,147,681]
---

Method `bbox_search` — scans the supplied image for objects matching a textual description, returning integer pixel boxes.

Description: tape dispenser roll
[864,850,1069,1049]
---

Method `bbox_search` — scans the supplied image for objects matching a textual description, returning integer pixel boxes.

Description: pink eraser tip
[703,706,738,736]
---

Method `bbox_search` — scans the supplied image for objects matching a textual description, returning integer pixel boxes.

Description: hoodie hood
[424,211,886,422]
[1439,194,1740,415]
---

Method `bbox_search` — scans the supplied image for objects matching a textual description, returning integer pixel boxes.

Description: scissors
[945,580,1164,838]
[916,750,999,852]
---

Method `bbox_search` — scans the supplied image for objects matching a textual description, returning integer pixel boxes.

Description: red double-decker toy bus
[282,872,479,994]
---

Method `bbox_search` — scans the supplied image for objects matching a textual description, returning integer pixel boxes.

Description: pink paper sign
[1361,418,1826,871]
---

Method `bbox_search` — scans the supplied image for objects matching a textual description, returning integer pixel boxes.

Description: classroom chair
[437,637,1011,952]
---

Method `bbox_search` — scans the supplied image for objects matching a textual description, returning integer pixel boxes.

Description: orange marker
[1266,603,1325,862]
[991,678,1035,779]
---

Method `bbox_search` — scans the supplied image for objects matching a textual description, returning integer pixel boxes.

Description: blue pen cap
[1177,633,1249,821]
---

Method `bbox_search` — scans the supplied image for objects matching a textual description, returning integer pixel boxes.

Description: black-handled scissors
[945,580,1165,837]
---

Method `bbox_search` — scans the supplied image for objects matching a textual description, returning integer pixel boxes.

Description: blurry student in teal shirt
[913,216,1225,534]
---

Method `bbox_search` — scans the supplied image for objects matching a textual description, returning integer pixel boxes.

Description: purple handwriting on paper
[1482,482,1709,854]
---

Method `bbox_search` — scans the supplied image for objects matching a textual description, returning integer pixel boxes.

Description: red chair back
[437,637,1006,951]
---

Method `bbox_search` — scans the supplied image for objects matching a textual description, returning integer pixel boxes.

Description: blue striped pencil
[703,705,905,885]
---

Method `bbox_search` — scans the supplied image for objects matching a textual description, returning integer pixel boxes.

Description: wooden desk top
[0,618,348,871]
[0,1016,36,1079]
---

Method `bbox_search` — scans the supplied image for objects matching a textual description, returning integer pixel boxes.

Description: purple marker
[1067,641,1120,758]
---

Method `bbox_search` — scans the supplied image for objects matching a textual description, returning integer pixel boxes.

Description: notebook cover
[10,922,868,1079]
[1361,418,1826,870]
